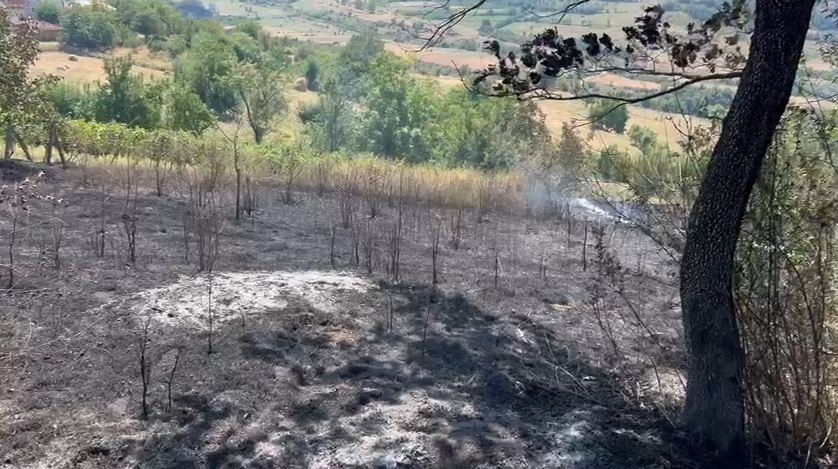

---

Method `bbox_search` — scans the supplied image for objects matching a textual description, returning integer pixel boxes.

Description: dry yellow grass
[433,75,703,151]
[539,98,707,152]
[316,157,523,210]
[267,29,350,45]
[213,87,321,140]
[110,47,174,72]
[385,42,492,70]
[293,0,398,23]
[32,50,169,84]
[587,72,660,91]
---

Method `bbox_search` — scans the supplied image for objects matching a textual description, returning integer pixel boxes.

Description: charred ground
[0,163,700,468]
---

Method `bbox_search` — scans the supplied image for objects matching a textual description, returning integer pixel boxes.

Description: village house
[0,0,28,19]
[1,0,45,19]
[33,19,61,40]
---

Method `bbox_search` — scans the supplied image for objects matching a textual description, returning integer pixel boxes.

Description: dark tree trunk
[55,132,67,168]
[4,125,14,160]
[680,0,815,460]
[45,121,57,165]
[235,167,242,220]
[14,131,32,162]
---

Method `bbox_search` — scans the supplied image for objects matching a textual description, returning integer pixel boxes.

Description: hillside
[5,1,838,467]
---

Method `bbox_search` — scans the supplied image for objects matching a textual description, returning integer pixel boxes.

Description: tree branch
[462,69,742,104]
[526,0,593,21]
[418,0,487,49]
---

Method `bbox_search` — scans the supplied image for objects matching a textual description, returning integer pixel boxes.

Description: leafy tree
[60,6,118,50]
[235,61,287,144]
[360,54,434,160]
[593,145,626,182]
[302,75,355,152]
[165,84,215,134]
[341,32,384,70]
[429,89,553,169]
[111,0,184,37]
[228,31,261,63]
[627,125,657,152]
[337,32,385,98]
[588,99,629,134]
[95,57,162,129]
[1,12,55,160]
[236,20,261,40]
[132,9,167,37]
[177,31,238,115]
[555,123,586,185]
[46,82,96,120]
[35,0,61,24]
[1,15,44,118]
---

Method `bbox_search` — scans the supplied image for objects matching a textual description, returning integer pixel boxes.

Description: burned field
[0,163,695,468]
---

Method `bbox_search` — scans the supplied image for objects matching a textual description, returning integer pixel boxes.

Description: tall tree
[337,32,385,99]
[679,2,815,459]
[0,12,54,160]
[426,0,818,460]
[588,99,628,134]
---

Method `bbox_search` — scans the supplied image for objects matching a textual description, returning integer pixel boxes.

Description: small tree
[236,62,288,144]
[555,123,586,188]
[165,84,215,135]
[588,99,629,134]
[95,57,163,129]
[217,115,245,219]
[138,317,152,419]
[305,60,320,91]
[35,0,61,24]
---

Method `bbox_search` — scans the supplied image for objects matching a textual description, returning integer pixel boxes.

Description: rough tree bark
[680,0,815,460]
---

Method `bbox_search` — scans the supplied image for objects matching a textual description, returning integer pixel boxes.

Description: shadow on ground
[121,280,707,469]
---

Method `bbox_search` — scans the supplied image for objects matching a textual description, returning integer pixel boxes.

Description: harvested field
[32,50,168,84]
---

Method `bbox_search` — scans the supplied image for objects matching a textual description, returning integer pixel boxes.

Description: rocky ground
[0,162,704,468]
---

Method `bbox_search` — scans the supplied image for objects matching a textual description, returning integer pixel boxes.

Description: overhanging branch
[418,0,594,50]
[461,70,742,103]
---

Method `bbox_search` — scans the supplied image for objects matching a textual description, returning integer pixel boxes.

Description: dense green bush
[60,6,118,50]
[588,99,629,134]
[35,0,61,24]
